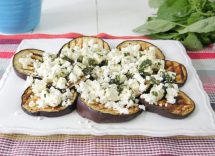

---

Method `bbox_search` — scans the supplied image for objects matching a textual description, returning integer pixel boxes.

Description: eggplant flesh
[116,40,165,60]
[21,87,77,117]
[140,91,195,119]
[165,60,187,87]
[13,49,44,79]
[76,96,142,123]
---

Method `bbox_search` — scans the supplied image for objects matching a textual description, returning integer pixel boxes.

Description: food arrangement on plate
[13,36,195,123]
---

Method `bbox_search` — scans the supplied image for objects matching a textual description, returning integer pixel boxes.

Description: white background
[33,0,155,35]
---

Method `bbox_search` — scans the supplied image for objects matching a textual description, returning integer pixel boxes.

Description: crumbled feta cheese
[139,105,146,111]
[69,72,78,82]
[165,83,178,104]
[27,42,179,114]
[73,65,84,77]
[105,85,119,101]
[25,76,34,88]
[141,84,164,104]
[32,79,47,94]
[55,77,67,89]
[19,53,34,68]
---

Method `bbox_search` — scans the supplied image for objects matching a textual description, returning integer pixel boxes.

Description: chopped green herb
[139,52,144,57]
[62,56,74,64]
[139,59,152,73]
[88,58,97,66]
[140,72,150,78]
[150,77,160,85]
[77,56,83,62]
[168,84,174,88]
[97,52,103,56]
[125,72,133,79]
[124,53,130,56]
[164,73,175,83]
[83,67,94,75]
[152,91,158,96]
[117,85,124,94]
[130,96,135,101]
[110,75,121,85]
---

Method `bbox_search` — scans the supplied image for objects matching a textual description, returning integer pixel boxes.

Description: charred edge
[145,103,194,119]
[76,97,142,123]
[21,103,76,117]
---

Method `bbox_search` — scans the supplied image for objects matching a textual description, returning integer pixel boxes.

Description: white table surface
[32,0,155,35]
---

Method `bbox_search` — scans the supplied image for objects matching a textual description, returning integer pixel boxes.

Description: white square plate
[0,39,214,137]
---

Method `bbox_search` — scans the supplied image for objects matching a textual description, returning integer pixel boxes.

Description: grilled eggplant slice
[13,49,44,79]
[165,60,187,87]
[116,40,165,60]
[77,97,142,123]
[58,36,111,57]
[140,91,195,119]
[21,87,77,117]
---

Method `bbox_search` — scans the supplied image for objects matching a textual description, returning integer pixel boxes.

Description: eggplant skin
[76,97,142,123]
[13,68,28,80]
[140,91,195,119]
[21,87,78,117]
[57,36,111,57]
[116,40,165,60]
[13,49,44,80]
[21,103,76,117]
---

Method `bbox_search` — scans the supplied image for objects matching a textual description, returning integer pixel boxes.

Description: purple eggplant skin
[76,97,142,123]
[140,91,195,119]
[143,102,192,119]
[13,68,28,80]
[21,103,76,117]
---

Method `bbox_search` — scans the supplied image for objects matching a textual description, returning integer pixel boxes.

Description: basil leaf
[179,16,215,34]
[133,19,176,34]
[149,0,167,8]
[186,12,205,25]
[182,33,203,50]
[157,0,191,21]
[148,33,179,39]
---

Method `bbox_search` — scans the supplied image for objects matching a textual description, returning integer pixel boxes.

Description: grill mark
[68,41,71,49]
[27,64,34,68]
[31,55,43,61]
[102,42,105,49]
[32,53,42,57]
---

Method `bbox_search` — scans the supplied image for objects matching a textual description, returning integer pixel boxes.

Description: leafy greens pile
[133,0,215,50]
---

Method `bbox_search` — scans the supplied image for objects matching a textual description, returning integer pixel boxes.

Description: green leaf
[149,0,167,8]
[133,19,176,34]
[209,31,215,42]
[148,33,179,39]
[186,12,205,25]
[182,33,203,50]
[157,0,191,21]
[199,35,212,45]
[179,16,215,34]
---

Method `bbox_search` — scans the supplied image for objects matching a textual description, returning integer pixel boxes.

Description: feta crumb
[139,105,146,111]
